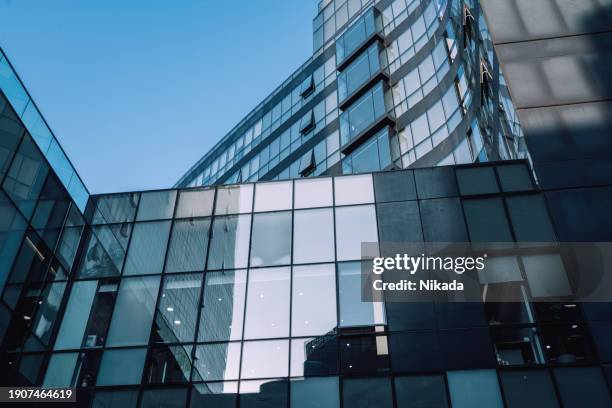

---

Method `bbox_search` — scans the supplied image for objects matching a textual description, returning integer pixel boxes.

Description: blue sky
[0,0,316,193]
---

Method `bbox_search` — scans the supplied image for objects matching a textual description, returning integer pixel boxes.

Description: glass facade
[176,0,528,189]
[1,0,611,406]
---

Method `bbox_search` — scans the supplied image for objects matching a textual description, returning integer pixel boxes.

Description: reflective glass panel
[175,188,214,218]
[335,205,378,261]
[293,208,335,264]
[244,267,290,339]
[294,178,333,209]
[338,262,385,327]
[207,214,251,270]
[136,190,176,221]
[250,211,292,267]
[164,218,210,273]
[215,184,254,215]
[241,340,289,379]
[254,181,293,212]
[334,174,374,205]
[97,348,147,386]
[154,273,202,343]
[193,342,241,381]
[123,221,171,275]
[292,264,337,337]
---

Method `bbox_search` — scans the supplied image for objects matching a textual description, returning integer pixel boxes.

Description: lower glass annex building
[1,0,611,407]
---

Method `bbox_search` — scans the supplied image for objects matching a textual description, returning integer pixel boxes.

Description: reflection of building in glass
[1,0,612,406]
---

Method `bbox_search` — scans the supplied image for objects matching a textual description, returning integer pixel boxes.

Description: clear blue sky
[0,0,316,193]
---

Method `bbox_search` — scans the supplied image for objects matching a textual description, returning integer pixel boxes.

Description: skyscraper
[0,0,611,407]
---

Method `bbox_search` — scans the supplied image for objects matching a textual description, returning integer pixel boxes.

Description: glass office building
[0,0,611,407]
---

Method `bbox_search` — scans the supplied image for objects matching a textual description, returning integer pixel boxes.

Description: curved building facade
[176,0,528,189]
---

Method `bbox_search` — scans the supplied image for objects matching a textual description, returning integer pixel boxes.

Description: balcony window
[299,111,315,135]
[299,75,315,98]
[338,43,383,104]
[342,128,391,174]
[339,81,387,148]
[336,8,381,68]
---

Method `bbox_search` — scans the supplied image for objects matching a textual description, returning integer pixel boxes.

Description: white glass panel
[334,174,374,205]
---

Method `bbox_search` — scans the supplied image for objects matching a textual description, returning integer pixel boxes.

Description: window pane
[497,164,533,192]
[244,267,290,339]
[500,370,559,408]
[447,370,504,408]
[190,382,238,408]
[207,215,251,270]
[175,188,214,218]
[241,340,289,379]
[137,190,176,221]
[335,205,378,261]
[145,345,192,384]
[106,276,161,346]
[2,135,49,219]
[334,174,374,205]
[254,181,292,212]
[250,212,292,267]
[199,270,247,342]
[153,273,202,343]
[420,198,468,242]
[555,367,610,408]
[141,388,188,408]
[338,262,385,327]
[506,195,556,241]
[193,342,241,381]
[215,184,253,215]
[291,377,339,408]
[463,198,513,242]
[456,167,499,195]
[342,378,393,408]
[373,170,417,202]
[97,348,147,386]
[290,336,339,377]
[123,221,171,275]
[90,193,139,225]
[165,218,210,273]
[414,167,458,199]
[92,390,139,408]
[239,379,288,408]
[294,178,333,209]
[292,264,337,336]
[77,224,130,278]
[43,353,77,387]
[54,281,97,350]
[293,208,335,264]
[395,375,448,408]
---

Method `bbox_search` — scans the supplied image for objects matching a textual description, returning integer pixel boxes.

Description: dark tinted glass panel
[414,167,458,199]
[386,302,436,332]
[0,192,27,292]
[30,175,70,251]
[456,166,499,195]
[438,328,495,369]
[0,104,23,180]
[342,377,393,408]
[291,377,339,408]
[373,169,416,202]
[165,218,210,273]
[239,379,288,408]
[92,390,138,408]
[390,332,442,372]
[2,134,49,219]
[394,375,448,408]
[341,335,389,374]
[554,367,610,408]
[145,345,192,384]
[497,164,533,192]
[97,348,146,386]
[500,370,559,408]
[377,201,422,247]
[463,198,513,242]
[56,205,84,270]
[291,337,339,377]
[141,388,188,408]
[420,198,468,241]
[447,370,503,408]
[190,382,237,408]
[506,195,556,241]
